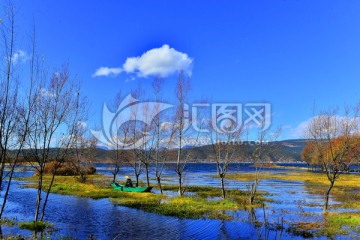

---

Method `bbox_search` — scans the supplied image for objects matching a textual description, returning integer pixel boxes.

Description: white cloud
[123,44,193,77]
[39,88,56,98]
[289,115,360,138]
[9,50,29,64]
[92,67,122,77]
[92,44,193,78]
[289,119,312,138]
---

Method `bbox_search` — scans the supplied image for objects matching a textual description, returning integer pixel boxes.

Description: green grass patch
[18,174,121,199]
[286,222,322,238]
[161,184,269,205]
[0,217,17,226]
[110,193,238,220]
[18,221,52,231]
[323,212,360,235]
[18,174,270,220]
[284,213,360,238]
[227,170,360,210]
[227,171,360,188]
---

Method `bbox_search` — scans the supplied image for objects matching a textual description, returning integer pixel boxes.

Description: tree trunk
[250,182,257,205]
[40,171,56,221]
[34,172,43,222]
[324,181,334,212]
[0,159,17,218]
[135,174,139,187]
[156,176,163,194]
[112,165,120,183]
[221,176,226,199]
[178,173,183,196]
[112,172,117,183]
[145,163,150,187]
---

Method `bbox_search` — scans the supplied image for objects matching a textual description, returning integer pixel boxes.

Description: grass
[226,169,360,238]
[227,170,360,188]
[18,220,52,231]
[19,174,122,199]
[321,212,360,237]
[227,170,360,211]
[286,222,322,238]
[0,217,17,226]
[285,213,360,238]
[110,193,238,220]
[18,174,270,220]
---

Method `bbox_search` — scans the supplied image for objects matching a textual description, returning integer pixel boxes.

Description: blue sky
[16,0,360,139]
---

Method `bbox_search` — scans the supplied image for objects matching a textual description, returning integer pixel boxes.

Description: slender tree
[245,122,281,205]
[152,78,175,194]
[25,66,87,221]
[110,92,132,183]
[0,1,35,220]
[208,113,243,199]
[126,90,143,187]
[173,72,193,196]
[70,123,97,183]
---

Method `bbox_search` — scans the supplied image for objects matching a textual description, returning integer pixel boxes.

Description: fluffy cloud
[92,67,122,77]
[10,50,29,64]
[289,119,312,138]
[289,115,360,138]
[39,88,56,98]
[122,44,193,77]
[92,45,193,78]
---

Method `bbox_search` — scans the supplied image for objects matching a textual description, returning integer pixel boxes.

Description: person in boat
[125,176,133,187]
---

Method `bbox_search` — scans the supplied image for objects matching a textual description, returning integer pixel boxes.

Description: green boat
[111,183,152,193]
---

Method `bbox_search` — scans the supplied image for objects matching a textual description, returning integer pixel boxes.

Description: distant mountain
[90,139,308,163]
[177,139,308,163]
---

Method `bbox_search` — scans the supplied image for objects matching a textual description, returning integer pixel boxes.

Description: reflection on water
[0,163,350,239]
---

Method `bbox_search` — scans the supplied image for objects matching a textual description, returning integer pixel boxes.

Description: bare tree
[138,100,156,188]
[25,66,87,221]
[126,90,143,187]
[208,111,243,199]
[0,1,25,219]
[304,104,360,212]
[152,78,175,194]
[245,122,281,205]
[70,123,97,183]
[0,2,39,221]
[110,92,132,183]
[173,72,193,196]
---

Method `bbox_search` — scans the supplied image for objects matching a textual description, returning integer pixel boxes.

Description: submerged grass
[18,220,52,231]
[321,212,360,236]
[0,217,17,226]
[227,170,360,211]
[19,174,122,199]
[18,174,270,220]
[285,213,360,238]
[110,193,238,220]
[227,170,360,188]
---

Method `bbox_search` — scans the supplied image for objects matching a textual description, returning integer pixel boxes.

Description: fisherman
[125,176,133,187]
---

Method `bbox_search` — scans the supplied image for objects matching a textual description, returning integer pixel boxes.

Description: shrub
[36,162,96,176]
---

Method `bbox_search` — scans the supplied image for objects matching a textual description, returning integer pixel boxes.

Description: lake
[0,163,356,239]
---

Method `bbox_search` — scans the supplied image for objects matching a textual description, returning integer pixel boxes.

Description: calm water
[0,163,355,239]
